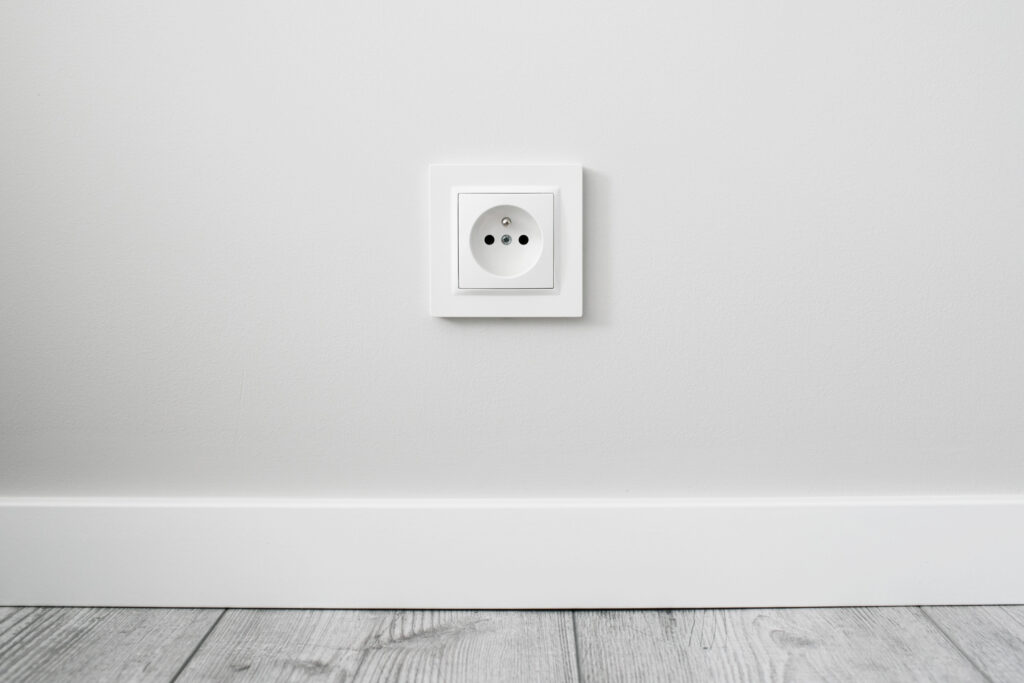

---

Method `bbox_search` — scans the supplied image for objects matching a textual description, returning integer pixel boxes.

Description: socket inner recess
[469,204,543,277]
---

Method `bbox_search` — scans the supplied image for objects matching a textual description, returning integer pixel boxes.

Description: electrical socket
[458,192,553,290]
[429,164,582,318]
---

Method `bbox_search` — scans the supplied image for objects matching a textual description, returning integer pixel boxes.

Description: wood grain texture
[924,605,1024,682]
[574,607,987,683]
[0,607,222,683]
[176,609,578,683]
[0,607,23,634]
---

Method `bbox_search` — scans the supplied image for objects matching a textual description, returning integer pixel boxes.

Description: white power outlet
[430,164,582,318]
[458,192,553,290]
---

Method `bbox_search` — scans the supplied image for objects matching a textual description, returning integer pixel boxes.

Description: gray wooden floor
[1,606,1023,682]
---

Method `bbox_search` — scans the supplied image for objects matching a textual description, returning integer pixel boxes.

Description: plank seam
[918,607,995,683]
[168,609,226,683]
[570,611,584,683]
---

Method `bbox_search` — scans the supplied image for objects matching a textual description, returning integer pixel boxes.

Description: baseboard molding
[1,496,1022,608]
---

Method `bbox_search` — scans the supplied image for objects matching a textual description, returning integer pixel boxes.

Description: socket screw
[501,234,512,245]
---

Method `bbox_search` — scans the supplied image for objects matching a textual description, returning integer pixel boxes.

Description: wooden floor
[1,606,1022,682]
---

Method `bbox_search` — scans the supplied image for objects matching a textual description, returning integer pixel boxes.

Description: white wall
[2,0,1022,498]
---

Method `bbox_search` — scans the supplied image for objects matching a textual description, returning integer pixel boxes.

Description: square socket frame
[429,164,582,318]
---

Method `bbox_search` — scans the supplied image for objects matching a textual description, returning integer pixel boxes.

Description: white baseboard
[1,496,1022,608]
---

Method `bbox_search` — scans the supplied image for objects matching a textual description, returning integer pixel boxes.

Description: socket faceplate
[429,164,582,318]
[458,192,553,289]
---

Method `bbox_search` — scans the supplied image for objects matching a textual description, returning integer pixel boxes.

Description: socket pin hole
[484,234,495,245]
[519,235,529,245]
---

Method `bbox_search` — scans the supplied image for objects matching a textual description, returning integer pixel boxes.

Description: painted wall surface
[2,1,1022,497]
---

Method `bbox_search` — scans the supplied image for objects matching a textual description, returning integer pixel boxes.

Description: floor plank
[176,609,578,683]
[574,607,987,683]
[0,607,23,634]
[923,606,1024,682]
[0,607,223,683]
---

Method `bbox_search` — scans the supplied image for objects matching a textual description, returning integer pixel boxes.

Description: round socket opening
[469,205,543,277]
